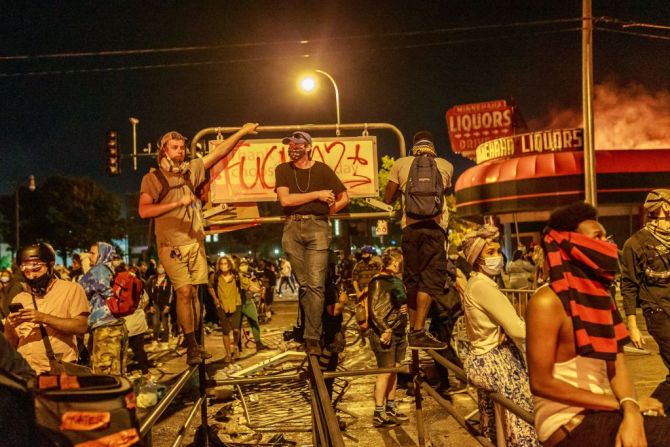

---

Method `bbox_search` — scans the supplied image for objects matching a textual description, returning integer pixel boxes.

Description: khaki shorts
[158,242,209,290]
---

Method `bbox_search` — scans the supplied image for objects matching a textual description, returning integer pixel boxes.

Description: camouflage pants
[91,321,128,375]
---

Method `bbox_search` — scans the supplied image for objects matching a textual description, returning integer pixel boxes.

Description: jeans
[240,299,261,342]
[282,219,331,340]
[645,309,670,413]
[150,309,170,343]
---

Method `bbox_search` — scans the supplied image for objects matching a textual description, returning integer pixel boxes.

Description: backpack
[404,155,444,219]
[106,272,143,317]
[152,168,196,204]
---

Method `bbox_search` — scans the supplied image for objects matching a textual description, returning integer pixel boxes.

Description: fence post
[494,402,506,447]
[411,350,426,447]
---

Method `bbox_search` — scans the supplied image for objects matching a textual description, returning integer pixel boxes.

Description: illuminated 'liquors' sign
[446,100,514,157]
[207,137,379,203]
[475,128,584,164]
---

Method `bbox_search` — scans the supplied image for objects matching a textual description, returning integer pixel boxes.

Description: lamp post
[130,117,139,171]
[299,69,342,136]
[15,175,36,251]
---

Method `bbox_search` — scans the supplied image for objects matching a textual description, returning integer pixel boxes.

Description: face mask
[26,273,53,296]
[159,154,189,174]
[481,255,504,276]
[288,147,307,161]
[157,267,165,274]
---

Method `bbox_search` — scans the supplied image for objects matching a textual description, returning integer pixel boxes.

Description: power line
[0,17,582,62]
[0,27,582,78]
[594,26,670,41]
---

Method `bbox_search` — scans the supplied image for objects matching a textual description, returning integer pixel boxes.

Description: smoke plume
[529,82,670,149]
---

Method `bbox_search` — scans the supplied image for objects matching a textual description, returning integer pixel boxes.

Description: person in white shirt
[460,224,540,446]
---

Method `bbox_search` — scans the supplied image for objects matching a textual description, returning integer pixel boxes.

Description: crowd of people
[2,121,670,447]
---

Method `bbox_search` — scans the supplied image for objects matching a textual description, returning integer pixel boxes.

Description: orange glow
[529,82,670,149]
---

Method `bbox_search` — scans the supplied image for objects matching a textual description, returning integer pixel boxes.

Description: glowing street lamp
[298,69,341,135]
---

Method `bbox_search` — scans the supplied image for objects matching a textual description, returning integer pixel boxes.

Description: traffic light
[106,129,120,175]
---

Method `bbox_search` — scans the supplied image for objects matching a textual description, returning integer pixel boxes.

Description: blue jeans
[282,219,331,340]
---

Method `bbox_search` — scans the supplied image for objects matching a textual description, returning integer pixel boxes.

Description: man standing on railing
[384,130,453,350]
[138,123,259,366]
[275,131,349,356]
[621,189,670,413]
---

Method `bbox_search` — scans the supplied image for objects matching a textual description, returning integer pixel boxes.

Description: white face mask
[157,267,165,274]
[481,255,504,276]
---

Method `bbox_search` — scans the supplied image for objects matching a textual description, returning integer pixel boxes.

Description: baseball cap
[361,246,375,254]
[282,131,312,146]
[159,131,187,149]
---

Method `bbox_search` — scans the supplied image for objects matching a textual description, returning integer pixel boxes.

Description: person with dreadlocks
[527,202,669,447]
[139,123,258,366]
[622,189,670,414]
[460,224,540,446]
[384,130,454,350]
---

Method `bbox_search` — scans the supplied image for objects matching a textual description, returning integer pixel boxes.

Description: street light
[15,175,36,251]
[298,69,341,136]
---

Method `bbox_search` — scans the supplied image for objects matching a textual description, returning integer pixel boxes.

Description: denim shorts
[369,331,408,368]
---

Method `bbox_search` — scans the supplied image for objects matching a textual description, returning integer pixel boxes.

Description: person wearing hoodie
[79,242,127,375]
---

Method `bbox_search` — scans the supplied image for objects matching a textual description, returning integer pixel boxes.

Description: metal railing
[139,365,199,447]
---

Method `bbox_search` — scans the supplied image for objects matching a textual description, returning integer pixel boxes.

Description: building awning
[455,149,670,218]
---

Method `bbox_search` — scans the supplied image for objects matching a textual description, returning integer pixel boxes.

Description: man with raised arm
[139,123,258,366]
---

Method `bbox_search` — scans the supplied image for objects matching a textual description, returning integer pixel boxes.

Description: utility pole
[582,0,597,206]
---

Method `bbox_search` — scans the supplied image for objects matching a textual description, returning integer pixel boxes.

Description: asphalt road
[142,298,668,447]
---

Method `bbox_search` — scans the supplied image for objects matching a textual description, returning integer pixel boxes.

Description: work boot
[305,338,321,356]
[199,346,212,359]
[186,345,202,366]
[408,329,448,350]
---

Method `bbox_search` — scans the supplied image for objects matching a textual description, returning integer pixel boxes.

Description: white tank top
[534,356,609,441]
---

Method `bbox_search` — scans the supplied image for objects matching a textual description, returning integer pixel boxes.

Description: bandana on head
[644,189,670,215]
[644,189,670,247]
[543,229,630,361]
[461,224,500,267]
[411,139,437,156]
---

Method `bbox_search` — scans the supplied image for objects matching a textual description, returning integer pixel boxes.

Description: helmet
[17,242,56,266]
[361,246,375,255]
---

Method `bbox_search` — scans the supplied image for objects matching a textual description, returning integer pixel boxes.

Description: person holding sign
[275,131,349,356]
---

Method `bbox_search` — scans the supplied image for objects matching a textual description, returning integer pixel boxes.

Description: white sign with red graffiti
[207,137,379,203]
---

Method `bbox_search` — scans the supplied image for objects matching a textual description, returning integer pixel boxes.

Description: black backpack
[404,155,444,219]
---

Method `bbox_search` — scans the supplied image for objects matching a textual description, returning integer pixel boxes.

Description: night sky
[1,0,669,197]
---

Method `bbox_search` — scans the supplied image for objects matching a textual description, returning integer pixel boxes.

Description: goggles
[20,261,47,272]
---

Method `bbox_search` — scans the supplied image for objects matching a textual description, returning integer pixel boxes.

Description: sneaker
[186,345,202,366]
[373,412,399,428]
[255,341,269,351]
[386,408,409,423]
[223,355,232,364]
[408,330,448,350]
[305,338,321,356]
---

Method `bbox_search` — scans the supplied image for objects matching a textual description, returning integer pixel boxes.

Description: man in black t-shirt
[275,131,349,355]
